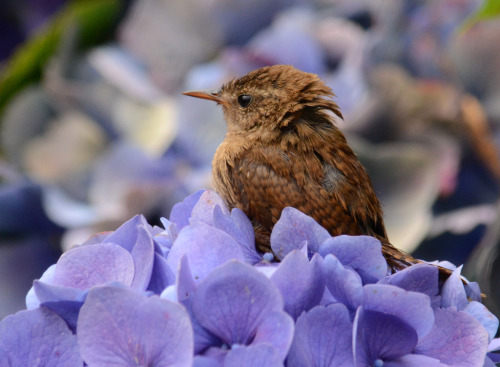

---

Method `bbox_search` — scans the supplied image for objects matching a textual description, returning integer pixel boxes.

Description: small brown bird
[183,65,415,271]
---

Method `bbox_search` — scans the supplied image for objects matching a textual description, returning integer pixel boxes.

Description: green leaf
[460,0,500,33]
[0,0,122,119]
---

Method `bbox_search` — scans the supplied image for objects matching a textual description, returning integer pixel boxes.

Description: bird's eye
[237,94,252,108]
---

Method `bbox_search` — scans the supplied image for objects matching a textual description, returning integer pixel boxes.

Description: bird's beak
[182,89,224,105]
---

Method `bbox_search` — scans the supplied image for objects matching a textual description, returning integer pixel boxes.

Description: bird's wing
[227,146,366,238]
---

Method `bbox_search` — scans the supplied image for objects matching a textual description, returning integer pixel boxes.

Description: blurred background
[1,0,500,322]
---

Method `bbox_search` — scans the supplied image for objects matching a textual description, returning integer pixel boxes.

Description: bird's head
[183,65,343,140]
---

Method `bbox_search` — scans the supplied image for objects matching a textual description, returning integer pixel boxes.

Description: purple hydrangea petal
[213,205,260,264]
[464,301,499,342]
[78,286,193,366]
[170,189,206,229]
[384,354,446,367]
[287,304,353,367]
[324,254,364,312]
[129,225,155,290]
[319,286,337,306]
[271,207,330,260]
[147,252,175,294]
[225,344,283,367]
[353,307,418,365]
[167,222,245,283]
[252,311,294,360]
[52,243,135,289]
[33,281,87,329]
[80,231,111,246]
[415,308,489,366]
[440,266,469,310]
[378,263,441,308]
[104,214,151,252]
[319,235,387,283]
[254,262,279,278]
[26,264,56,309]
[0,308,82,366]
[378,263,439,297]
[192,261,283,346]
[154,218,180,257]
[172,257,221,354]
[465,282,483,303]
[363,284,434,339]
[193,356,222,367]
[488,338,500,363]
[271,251,325,320]
[484,357,498,367]
[191,190,230,226]
[488,338,500,353]
[176,255,197,302]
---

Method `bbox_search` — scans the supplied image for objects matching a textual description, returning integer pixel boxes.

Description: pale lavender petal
[174,256,220,354]
[154,218,179,254]
[160,217,180,241]
[488,338,500,363]
[170,189,205,229]
[465,282,483,303]
[484,357,497,367]
[147,253,175,294]
[0,308,82,366]
[319,235,387,283]
[105,214,151,252]
[324,254,364,312]
[354,307,418,365]
[464,301,499,342]
[271,251,325,320]
[225,344,283,367]
[192,261,283,346]
[130,225,155,290]
[213,205,260,264]
[488,338,500,353]
[52,243,135,289]
[176,255,196,302]
[363,284,434,339]
[191,190,230,226]
[378,263,439,298]
[81,231,111,246]
[193,356,222,367]
[415,308,489,366]
[252,311,294,360]
[26,264,56,309]
[271,207,330,260]
[33,281,88,329]
[167,222,245,283]
[78,286,193,366]
[254,262,279,278]
[319,286,337,306]
[287,304,353,367]
[441,266,469,310]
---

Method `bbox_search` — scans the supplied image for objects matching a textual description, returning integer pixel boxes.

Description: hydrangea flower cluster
[1,189,500,366]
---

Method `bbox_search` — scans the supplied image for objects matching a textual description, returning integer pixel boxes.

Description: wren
[183,65,416,271]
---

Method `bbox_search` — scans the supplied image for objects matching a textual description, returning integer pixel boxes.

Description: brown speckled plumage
[184,65,416,271]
